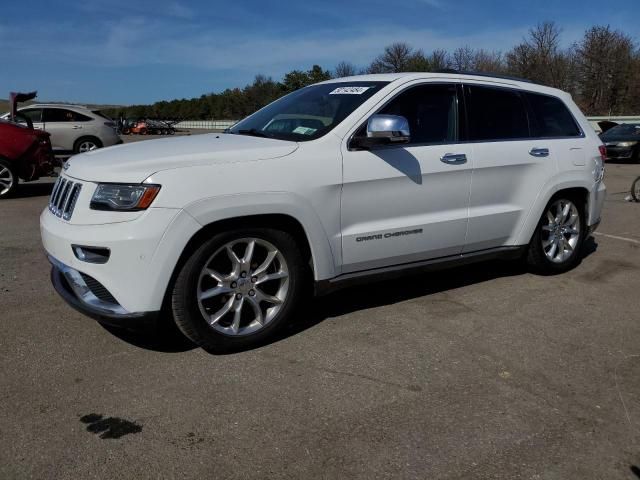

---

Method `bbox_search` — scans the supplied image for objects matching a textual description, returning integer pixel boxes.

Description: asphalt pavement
[1,139,640,479]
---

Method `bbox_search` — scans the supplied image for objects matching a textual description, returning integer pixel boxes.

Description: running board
[314,246,527,296]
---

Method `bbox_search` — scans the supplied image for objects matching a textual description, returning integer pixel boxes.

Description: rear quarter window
[525,92,582,138]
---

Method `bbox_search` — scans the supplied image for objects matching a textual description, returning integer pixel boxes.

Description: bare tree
[367,42,414,73]
[575,25,636,115]
[334,61,357,78]
[452,46,475,71]
[473,49,505,73]
[506,22,571,88]
[428,49,450,71]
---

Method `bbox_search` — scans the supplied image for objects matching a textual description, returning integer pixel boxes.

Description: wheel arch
[180,213,314,274]
[516,179,592,246]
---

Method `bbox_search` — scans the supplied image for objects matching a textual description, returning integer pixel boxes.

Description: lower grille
[79,273,119,305]
[49,177,82,220]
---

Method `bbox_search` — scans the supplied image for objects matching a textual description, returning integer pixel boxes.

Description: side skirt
[314,245,527,296]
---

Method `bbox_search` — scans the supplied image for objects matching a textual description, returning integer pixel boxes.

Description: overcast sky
[1,0,638,104]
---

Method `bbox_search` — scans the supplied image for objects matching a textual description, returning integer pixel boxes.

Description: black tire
[73,136,103,154]
[0,158,18,198]
[632,176,640,202]
[171,228,306,352]
[526,194,586,274]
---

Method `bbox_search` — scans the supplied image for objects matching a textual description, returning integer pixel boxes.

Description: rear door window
[43,108,92,122]
[525,92,582,138]
[465,85,530,141]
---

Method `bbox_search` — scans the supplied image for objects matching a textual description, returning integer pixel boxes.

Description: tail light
[598,145,607,161]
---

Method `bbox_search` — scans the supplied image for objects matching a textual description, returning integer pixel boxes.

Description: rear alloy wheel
[527,196,585,273]
[74,137,103,154]
[171,228,306,351]
[0,159,18,198]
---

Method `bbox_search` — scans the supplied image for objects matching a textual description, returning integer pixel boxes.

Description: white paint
[594,232,640,245]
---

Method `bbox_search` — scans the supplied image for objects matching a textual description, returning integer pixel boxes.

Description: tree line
[104,23,640,121]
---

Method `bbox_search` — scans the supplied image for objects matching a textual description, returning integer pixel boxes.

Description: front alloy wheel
[171,228,306,351]
[197,238,289,336]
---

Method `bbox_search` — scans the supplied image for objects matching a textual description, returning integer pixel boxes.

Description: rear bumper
[49,256,158,329]
[588,181,606,228]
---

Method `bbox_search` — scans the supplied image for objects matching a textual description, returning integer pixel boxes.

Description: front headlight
[90,183,161,211]
[617,141,638,147]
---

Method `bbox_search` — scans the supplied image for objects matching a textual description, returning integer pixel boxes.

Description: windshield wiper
[236,128,272,138]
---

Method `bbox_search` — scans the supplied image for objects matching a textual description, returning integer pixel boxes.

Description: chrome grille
[49,177,82,220]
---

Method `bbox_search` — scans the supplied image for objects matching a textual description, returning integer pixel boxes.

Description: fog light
[72,245,110,264]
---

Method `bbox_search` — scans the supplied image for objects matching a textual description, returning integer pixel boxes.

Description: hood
[64,133,298,183]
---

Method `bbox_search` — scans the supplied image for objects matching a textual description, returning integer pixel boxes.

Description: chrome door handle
[440,153,467,165]
[72,125,82,129]
[529,147,549,157]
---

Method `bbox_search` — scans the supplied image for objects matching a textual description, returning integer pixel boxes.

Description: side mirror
[351,114,411,149]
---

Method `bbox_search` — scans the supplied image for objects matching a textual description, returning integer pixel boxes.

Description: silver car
[5,104,122,155]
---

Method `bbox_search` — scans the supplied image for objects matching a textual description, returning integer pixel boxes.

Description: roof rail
[433,69,535,84]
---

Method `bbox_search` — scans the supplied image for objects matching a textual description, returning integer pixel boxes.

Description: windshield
[603,124,640,136]
[228,81,389,141]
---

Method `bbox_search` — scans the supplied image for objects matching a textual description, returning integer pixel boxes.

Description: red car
[0,92,56,198]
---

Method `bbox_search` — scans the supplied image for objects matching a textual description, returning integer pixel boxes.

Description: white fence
[175,116,640,133]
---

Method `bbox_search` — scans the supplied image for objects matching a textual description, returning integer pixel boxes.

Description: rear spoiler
[9,91,37,121]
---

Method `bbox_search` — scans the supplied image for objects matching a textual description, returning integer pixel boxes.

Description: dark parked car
[0,92,56,198]
[600,123,640,162]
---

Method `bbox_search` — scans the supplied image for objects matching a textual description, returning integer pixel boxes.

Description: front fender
[184,191,339,280]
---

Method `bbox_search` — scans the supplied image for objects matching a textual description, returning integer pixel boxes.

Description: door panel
[342,144,473,271]
[43,108,83,152]
[340,83,472,273]
[464,139,557,252]
[462,85,562,252]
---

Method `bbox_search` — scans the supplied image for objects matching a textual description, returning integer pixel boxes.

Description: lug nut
[241,271,247,278]
[249,290,255,297]
[251,276,257,283]
[236,293,242,300]
[231,282,237,288]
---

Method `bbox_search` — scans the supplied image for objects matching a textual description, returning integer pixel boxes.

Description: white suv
[40,73,606,351]
[5,104,122,155]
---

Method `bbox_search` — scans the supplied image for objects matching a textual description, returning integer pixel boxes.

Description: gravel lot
[1,135,640,479]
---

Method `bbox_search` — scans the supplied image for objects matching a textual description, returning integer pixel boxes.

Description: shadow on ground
[102,238,598,355]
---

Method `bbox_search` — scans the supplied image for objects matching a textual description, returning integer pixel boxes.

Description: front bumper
[49,256,158,329]
[41,205,202,315]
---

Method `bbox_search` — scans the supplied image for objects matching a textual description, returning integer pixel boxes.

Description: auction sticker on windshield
[329,86,371,95]
[292,126,317,135]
